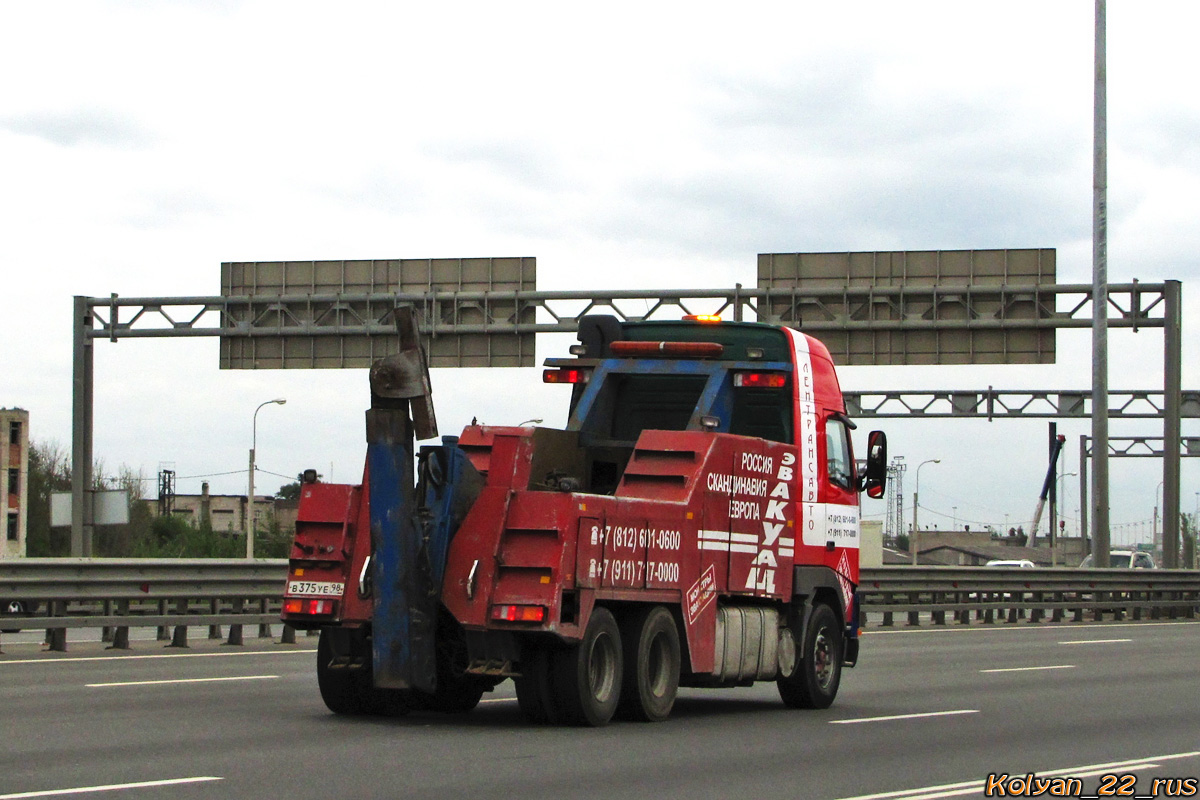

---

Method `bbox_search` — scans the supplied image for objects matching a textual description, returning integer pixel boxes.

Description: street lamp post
[1056,471,1077,567]
[1154,480,1165,565]
[912,459,940,565]
[247,398,286,558]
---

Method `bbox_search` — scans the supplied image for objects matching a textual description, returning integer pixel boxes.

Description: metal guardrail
[0,558,291,651]
[858,566,1200,626]
[0,558,287,599]
[2,561,1198,654]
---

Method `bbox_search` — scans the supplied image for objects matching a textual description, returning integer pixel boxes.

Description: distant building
[154,481,297,537]
[0,408,29,558]
[913,529,1086,567]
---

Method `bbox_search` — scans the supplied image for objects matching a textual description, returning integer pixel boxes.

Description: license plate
[286,580,345,597]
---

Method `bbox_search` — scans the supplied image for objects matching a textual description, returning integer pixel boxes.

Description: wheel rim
[588,631,617,702]
[647,633,670,697]
[812,627,834,691]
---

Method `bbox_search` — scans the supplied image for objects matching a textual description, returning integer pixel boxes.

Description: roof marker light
[609,341,724,358]
[683,314,722,323]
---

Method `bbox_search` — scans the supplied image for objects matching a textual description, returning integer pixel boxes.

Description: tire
[358,684,414,717]
[515,645,561,724]
[552,607,623,727]
[317,628,366,715]
[317,628,411,716]
[417,666,482,714]
[616,606,680,722]
[419,679,484,714]
[777,602,842,710]
[419,640,485,714]
[1,600,23,633]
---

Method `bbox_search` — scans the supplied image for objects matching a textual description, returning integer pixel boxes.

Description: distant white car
[1078,550,1156,569]
[985,559,1035,568]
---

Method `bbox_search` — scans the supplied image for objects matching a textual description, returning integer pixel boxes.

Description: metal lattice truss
[85,282,1166,340]
[70,278,1186,563]
[1081,436,1200,458]
[845,389,1200,420]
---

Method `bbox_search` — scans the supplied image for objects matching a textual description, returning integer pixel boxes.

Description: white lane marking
[836,750,1200,800]
[1064,763,1162,779]
[1059,638,1132,645]
[88,675,279,688]
[0,649,315,666]
[836,777,981,800]
[478,697,516,705]
[0,776,223,799]
[830,709,978,725]
[979,665,1075,673]
[863,620,1200,636]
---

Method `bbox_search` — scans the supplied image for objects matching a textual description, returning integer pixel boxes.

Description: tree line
[26,440,292,558]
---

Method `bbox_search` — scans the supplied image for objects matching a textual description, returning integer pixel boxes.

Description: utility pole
[912,459,940,565]
[1091,0,1111,567]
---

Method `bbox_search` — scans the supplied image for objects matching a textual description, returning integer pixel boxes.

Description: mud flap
[843,588,860,667]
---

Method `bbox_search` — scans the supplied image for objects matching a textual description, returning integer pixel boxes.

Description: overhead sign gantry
[70,249,1184,564]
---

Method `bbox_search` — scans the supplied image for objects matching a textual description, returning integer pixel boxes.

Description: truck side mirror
[861,430,887,499]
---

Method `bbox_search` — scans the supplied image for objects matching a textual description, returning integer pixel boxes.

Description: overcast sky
[2,1,1198,545]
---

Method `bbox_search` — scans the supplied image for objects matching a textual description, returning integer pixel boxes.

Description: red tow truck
[282,313,886,725]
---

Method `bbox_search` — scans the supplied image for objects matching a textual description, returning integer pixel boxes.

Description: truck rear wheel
[552,606,622,726]
[515,645,561,724]
[616,606,680,722]
[358,685,413,716]
[414,607,489,713]
[419,680,484,713]
[317,628,412,716]
[317,628,365,715]
[777,602,842,709]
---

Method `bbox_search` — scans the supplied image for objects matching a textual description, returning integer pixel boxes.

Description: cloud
[1,108,153,149]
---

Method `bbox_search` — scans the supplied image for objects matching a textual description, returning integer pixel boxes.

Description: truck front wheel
[616,606,680,722]
[552,606,623,726]
[777,602,842,709]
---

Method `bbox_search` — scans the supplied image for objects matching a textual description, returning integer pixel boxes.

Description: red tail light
[284,598,336,615]
[490,604,546,623]
[682,314,722,323]
[543,368,590,384]
[733,371,787,388]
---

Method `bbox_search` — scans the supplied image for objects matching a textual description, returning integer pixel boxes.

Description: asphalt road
[2,620,1199,800]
